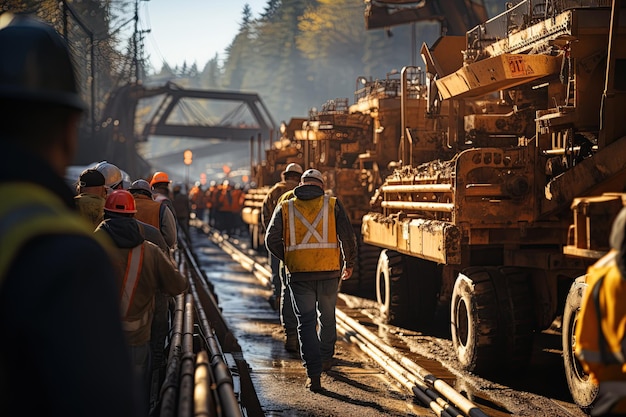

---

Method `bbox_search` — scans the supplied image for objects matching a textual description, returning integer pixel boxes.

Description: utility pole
[133,0,139,82]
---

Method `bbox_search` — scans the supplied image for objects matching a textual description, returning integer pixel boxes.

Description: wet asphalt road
[188,227,435,416]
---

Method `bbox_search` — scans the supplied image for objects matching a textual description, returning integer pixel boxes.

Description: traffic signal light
[183,149,192,165]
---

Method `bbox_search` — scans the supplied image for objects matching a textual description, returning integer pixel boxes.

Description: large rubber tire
[562,276,599,412]
[357,240,380,300]
[451,268,500,373]
[376,249,405,325]
[451,266,535,373]
[376,250,440,330]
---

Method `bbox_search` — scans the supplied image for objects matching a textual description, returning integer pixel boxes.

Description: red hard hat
[150,171,170,187]
[104,190,137,214]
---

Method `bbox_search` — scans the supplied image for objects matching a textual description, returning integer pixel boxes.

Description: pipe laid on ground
[336,308,489,417]
[194,350,215,417]
[337,321,456,417]
[159,294,185,417]
[177,294,196,417]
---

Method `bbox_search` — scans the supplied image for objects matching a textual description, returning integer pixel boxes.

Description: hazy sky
[141,0,268,71]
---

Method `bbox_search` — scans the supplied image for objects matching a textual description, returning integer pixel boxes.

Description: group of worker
[73,162,194,411]
[189,179,247,235]
[261,162,357,392]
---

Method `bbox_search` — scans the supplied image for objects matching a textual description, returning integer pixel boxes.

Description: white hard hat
[94,161,123,189]
[301,169,323,184]
[284,163,303,175]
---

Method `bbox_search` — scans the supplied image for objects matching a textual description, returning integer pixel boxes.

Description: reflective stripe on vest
[287,196,335,250]
[283,194,340,272]
[120,244,144,331]
[0,182,100,281]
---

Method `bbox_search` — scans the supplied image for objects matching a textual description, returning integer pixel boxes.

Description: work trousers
[289,277,340,377]
[279,261,297,331]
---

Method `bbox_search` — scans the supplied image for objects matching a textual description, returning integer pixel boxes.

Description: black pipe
[159,295,185,417]
[177,295,196,417]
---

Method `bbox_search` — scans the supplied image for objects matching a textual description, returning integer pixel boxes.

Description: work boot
[305,375,322,392]
[285,330,299,353]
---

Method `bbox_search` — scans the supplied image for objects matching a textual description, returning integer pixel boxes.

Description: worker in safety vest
[228,182,245,235]
[129,179,177,250]
[576,206,626,416]
[205,180,218,226]
[262,163,303,351]
[150,171,176,218]
[189,182,207,222]
[265,169,357,392]
[215,179,235,232]
[95,190,188,414]
[0,14,142,416]
[128,178,177,407]
[172,183,191,241]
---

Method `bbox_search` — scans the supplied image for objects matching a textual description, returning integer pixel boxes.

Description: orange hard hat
[150,171,171,187]
[104,190,137,214]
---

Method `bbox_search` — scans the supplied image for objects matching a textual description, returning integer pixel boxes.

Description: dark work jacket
[95,214,187,345]
[0,140,143,417]
[265,183,357,282]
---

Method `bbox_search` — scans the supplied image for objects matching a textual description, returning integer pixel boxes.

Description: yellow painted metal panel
[436,54,562,100]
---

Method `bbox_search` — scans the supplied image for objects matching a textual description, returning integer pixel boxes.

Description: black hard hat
[0,13,86,110]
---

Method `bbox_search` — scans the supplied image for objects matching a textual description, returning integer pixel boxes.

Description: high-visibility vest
[575,250,626,384]
[0,182,107,281]
[119,244,150,332]
[282,194,340,272]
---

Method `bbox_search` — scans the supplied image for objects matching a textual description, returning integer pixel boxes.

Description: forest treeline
[1,0,503,126]
[160,0,501,123]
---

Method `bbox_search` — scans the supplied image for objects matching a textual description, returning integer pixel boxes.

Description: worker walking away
[265,169,357,392]
[128,178,177,403]
[0,14,142,417]
[229,182,246,235]
[151,171,177,220]
[189,181,207,223]
[172,182,191,242]
[215,179,234,232]
[262,163,303,352]
[74,168,107,229]
[206,180,218,226]
[129,179,177,250]
[576,206,626,416]
[95,190,188,415]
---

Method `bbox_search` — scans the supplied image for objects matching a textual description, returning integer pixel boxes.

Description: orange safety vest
[218,187,235,211]
[119,244,149,332]
[133,195,161,229]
